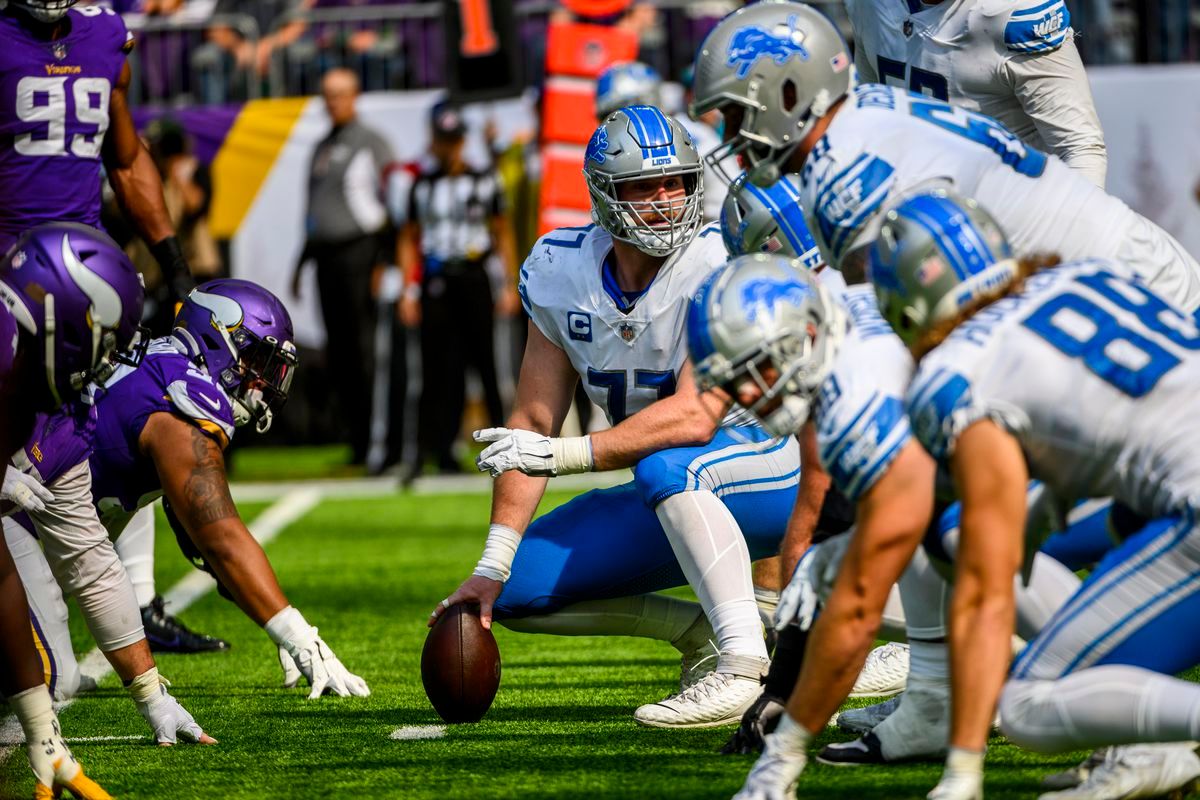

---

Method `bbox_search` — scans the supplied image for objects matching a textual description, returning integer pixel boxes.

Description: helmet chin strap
[42,292,64,407]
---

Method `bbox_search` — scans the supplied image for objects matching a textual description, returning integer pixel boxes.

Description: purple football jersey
[89,337,236,534]
[21,401,94,485]
[0,305,18,390]
[0,7,132,251]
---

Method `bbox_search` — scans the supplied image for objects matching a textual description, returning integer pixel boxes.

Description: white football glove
[775,547,819,631]
[733,727,810,800]
[128,668,211,745]
[266,606,369,699]
[28,721,113,800]
[2,468,52,514]
[474,428,593,478]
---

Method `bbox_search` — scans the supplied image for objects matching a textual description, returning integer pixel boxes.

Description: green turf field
[0,488,1101,799]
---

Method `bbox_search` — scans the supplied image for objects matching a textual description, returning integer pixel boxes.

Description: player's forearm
[191,519,290,625]
[488,469,548,533]
[109,145,176,246]
[591,392,725,472]
[777,431,830,582]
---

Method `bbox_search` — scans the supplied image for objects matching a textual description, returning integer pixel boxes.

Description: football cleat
[850,642,909,698]
[836,695,902,734]
[819,674,950,765]
[141,595,230,653]
[674,611,720,691]
[635,654,768,729]
[1041,748,1111,791]
[1038,744,1200,800]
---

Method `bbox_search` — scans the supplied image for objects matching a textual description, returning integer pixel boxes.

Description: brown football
[421,603,502,723]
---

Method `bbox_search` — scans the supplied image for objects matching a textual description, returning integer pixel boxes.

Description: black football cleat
[141,595,230,653]
[816,731,887,766]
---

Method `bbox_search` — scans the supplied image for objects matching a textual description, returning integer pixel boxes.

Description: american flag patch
[830,52,849,72]
[916,257,944,286]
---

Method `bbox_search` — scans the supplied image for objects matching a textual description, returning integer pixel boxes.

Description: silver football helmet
[9,0,78,23]
[691,2,852,186]
[583,105,704,257]
[595,62,663,121]
[721,171,821,269]
[868,188,1016,346]
[688,252,848,436]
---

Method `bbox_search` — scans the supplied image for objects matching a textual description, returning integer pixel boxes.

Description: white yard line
[0,488,322,758]
[389,725,446,741]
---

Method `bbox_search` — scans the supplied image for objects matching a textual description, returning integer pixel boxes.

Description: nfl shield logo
[618,323,636,342]
[903,20,914,37]
[11,250,26,269]
[51,42,70,61]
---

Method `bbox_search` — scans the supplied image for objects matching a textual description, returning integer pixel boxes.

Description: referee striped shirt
[406,166,505,266]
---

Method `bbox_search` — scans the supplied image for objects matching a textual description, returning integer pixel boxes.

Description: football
[421,603,502,723]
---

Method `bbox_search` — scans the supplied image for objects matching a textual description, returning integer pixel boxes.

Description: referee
[398,102,519,473]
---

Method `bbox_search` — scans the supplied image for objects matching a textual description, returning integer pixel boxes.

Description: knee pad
[997,679,1056,752]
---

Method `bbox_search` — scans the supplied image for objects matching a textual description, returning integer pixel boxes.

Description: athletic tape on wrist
[550,435,594,475]
[473,523,522,582]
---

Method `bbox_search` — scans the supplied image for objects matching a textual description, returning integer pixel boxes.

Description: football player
[7,279,370,703]
[0,221,144,799]
[4,227,215,749]
[0,0,225,654]
[689,2,1200,310]
[595,62,726,222]
[845,0,1108,187]
[874,192,1200,799]
[432,105,803,728]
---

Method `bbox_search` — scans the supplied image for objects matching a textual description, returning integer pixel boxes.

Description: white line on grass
[389,725,446,741]
[0,488,322,759]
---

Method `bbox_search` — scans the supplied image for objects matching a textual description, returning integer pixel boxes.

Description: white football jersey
[520,222,728,425]
[799,84,1200,311]
[845,0,1106,185]
[908,259,1200,519]
[813,285,915,501]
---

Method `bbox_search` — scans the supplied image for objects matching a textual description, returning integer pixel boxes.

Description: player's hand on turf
[732,732,808,800]
[720,693,786,755]
[474,428,556,477]
[775,548,819,631]
[278,644,303,689]
[28,720,114,800]
[129,671,217,746]
[1,469,52,514]
[429,575,502,630]
[281,630,371,699]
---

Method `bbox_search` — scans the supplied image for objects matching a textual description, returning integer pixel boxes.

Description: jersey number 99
[15,76,111,159]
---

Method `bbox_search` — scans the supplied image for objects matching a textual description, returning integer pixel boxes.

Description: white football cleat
[819,674,950,765]
[635,654,768,729]
[1038,743,1200,800]
[1040,748,1110,792]
[836,695,903,735]
[673,612,719,691]
[850,642,909,698]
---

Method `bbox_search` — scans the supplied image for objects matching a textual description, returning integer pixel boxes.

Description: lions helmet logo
[585,127,609,165]
[726,16,811,80]
[739,278,811,324]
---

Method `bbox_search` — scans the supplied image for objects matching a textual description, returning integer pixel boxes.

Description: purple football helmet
[0,223,144,406]
[8,0,79,23]
[172,279,297,432]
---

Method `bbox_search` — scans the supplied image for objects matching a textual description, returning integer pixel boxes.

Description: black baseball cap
[430,101,466,140]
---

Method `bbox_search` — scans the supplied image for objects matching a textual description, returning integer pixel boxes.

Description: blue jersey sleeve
[1003,0,1071,55]
[810,151,896,268]
[905,365,987,462]
[816,380,912,502]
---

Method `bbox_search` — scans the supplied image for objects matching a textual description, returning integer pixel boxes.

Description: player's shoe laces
[818,674,950,765]
[674,612,720,691]
[141,595,230,653]
[849,642,909,698]
[836,695,903,734]
[1038,744,1200,800]
[635,654,768,729]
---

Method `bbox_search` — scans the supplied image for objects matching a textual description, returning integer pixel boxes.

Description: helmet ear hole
[781,80,799,113]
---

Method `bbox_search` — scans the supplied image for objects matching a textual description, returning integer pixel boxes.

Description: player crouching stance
[869,197,1200,799]
[431,105,806,727]
[8,279,368,703]
[0,223,141,798]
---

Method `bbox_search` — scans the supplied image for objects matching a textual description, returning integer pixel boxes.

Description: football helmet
[173,279,297,432]
[595,62,663,121]
[721,171,820,268]
[688,252,847,436]
[583,105,704,257]
[9,0,78,23]
[867,189,1015,345]
[690,2,852,186]
[0,223,143,406]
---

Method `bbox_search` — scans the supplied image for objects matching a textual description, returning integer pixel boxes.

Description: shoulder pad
[519,225,598,313]
[158,356,236,447]
[1002,0,1071,54]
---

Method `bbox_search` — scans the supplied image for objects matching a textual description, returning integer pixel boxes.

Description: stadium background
[99,0,1200,474]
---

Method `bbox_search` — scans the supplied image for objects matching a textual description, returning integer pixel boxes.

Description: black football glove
[719,692,786,755]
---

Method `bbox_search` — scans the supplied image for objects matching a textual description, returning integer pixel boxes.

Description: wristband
[265,605,311,647]
[8,685,55,738]
[550,435,594,475]
[127,667,165,704]
[149,235,196,301]
[771,712,814,752]
[472,523,522,582]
